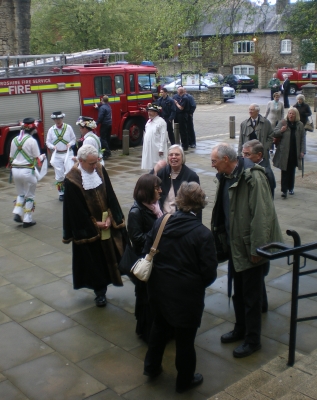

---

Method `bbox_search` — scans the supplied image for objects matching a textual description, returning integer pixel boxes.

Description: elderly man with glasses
[238,103,274,160]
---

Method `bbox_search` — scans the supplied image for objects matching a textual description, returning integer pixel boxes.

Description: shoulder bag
[304,116,314,132]
[130,213,171,282]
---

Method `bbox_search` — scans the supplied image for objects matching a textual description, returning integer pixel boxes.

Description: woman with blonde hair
[273,107,306,198]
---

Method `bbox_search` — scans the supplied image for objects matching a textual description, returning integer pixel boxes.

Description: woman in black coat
[293,94,312,127]
[143,182,218,393]
[127,174,162,342]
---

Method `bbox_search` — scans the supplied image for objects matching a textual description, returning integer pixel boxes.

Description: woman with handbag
[273,107,306,198]
[127,174,163,342]
[293,94,312,130]
[143,181,218,393]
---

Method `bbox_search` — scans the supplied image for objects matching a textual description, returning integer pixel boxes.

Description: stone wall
[0,0,31,55]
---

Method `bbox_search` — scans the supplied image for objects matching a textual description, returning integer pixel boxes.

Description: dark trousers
[187,114,196,146]
[100,124,112,155]
[271,88,279,100]
[281,167,296,192]
[230,258,263,344]
[262,262,270,312]
[144,311,197,390]
[284,94,290,108]
[165,119,175,145]
[175,113,188,150]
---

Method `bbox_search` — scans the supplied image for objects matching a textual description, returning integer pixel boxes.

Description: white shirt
[46,123,76,151]
[141,115,167,170]
[10,132,41,166]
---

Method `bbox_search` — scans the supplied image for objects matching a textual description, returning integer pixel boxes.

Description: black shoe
[143,366,163,378]
[289,190,294,195]
[281,192,287,199]
[23,221,36,228]
[94,295,106,307]
[189,144,196,148]
[183,147,189,151]
[14,214,23,223]
[233,343,261,358]
[221,330,245,343]
[176,373,203,393]
[59,195,64,201]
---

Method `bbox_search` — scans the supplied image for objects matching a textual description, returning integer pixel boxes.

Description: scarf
[78,163,102,190]
[142,201,163,218]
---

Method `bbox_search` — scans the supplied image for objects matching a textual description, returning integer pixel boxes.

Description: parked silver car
[164,78,235,101]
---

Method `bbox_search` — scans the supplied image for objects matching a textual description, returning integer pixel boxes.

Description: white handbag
[130,214,171,282]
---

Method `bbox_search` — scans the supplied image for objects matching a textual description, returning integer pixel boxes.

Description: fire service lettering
[0,78,52,95]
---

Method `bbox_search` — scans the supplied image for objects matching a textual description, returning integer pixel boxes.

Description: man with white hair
[63,144,126,307]
[238,103,273,160]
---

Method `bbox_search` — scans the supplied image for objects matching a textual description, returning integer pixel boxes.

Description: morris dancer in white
[75,116,104,166]
[9,118,46,228]
[141,104,168,170]
[46,111,76,201]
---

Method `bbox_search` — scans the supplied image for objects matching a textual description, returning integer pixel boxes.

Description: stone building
[184,0,303,88]
[0,0,31,55]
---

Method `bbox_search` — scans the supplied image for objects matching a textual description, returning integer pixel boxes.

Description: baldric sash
[53,124,68,145]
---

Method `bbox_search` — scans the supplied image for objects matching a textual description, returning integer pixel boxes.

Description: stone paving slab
[0,101,317,398]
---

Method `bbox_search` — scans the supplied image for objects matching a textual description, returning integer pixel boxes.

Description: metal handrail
[257,230,317,366]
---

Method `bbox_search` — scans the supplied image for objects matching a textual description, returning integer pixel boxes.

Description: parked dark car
[224,74,255,92]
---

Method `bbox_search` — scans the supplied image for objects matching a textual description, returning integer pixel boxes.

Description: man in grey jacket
[211,143,283,358]
[238,103,273,160]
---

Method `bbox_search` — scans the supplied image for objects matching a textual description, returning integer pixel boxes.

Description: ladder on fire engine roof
[0,48,128,78]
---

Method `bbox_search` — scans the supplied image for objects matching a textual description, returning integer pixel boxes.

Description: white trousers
[12,168,37,223]
[52,151,73,195]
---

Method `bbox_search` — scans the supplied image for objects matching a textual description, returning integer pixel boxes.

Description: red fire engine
[277,68,317,95]
[0,49,159,162]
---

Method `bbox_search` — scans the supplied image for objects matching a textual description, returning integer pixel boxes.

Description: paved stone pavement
[0,103,317,399]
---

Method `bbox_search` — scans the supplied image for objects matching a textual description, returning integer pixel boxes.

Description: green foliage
[249,74,258,88]
[286,0,317,64]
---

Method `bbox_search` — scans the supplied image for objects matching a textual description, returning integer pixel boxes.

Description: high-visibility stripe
[0,88,9,93]
[127,94,152,101]
[30,82,81,91]
[83,96,120,106]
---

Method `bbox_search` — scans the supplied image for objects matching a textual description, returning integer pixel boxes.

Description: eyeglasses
[242,152,252,157]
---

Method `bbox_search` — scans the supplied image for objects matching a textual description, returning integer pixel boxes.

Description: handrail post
[287,230,301,366]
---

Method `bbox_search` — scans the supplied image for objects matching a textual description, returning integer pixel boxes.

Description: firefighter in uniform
[9,118,46,228]
[46,111,76,201]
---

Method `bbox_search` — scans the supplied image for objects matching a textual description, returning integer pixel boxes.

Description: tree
[286,0,317,64]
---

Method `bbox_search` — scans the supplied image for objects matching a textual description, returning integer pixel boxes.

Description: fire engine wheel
[289,85,297,95]
[124,119,144,147]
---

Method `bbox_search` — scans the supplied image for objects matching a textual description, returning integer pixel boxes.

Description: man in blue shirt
[95,95,112,159]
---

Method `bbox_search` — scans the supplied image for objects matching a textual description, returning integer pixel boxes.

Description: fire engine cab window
[115,76,124,94]
[138,74,157,92]
[130,74,135,92]
[95,76,112,96]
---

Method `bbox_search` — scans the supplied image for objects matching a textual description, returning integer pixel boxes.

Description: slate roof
[189,3,293,37]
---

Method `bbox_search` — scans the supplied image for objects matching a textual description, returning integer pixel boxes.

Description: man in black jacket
[282,74,290,109]
[95,95,112,159]
[173,87,189,150]
[157,88,176,145]
[184,89,197,148]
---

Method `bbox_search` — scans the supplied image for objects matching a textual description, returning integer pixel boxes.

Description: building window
[233,41,255,54]
[281,39,292,54]
[233,65,255,75]
[190,41,202,57]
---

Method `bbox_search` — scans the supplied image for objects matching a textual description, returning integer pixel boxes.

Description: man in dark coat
[184,88,197,148]
[63,144,126,307]
[173,86,189,150]
[156,88,176,145]
[95,95,112,159]
[143,182,218,393]
[282,74,290,109]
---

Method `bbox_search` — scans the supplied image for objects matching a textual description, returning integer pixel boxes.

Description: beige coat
[273,120,306,171]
